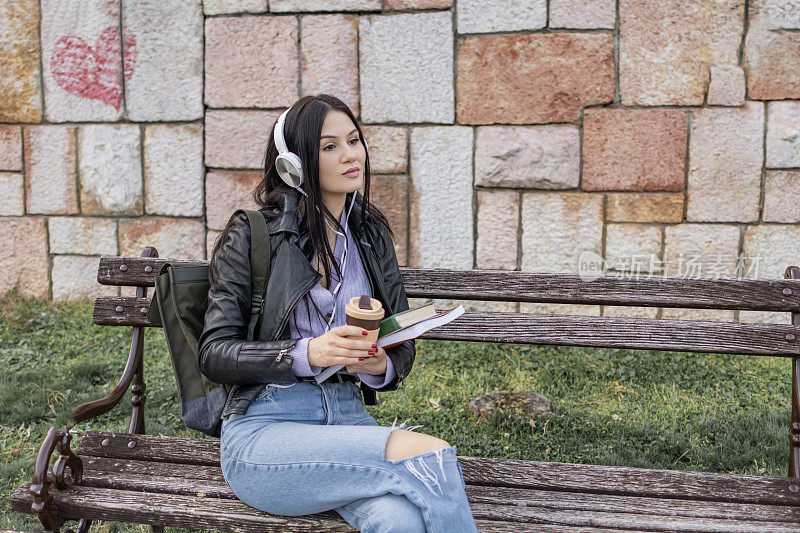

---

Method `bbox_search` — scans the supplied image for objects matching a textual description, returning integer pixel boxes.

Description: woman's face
[318,109,366,198]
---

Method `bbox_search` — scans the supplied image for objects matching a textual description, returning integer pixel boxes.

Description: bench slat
[459,456,800,507]
[10,482,799,533]
[427,312,800,357]
[77,459,800,524]
[96,256,800,312]
[9,482,353,532]
[466,501,800,532]
[9,483,618,533]
[466,485,800,524]
[81,455,224,482]
[78,431,219,466]
[77,432,800,506]
[92,298,800,357]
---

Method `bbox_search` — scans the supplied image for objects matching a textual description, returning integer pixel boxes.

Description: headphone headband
[274,108,290,155]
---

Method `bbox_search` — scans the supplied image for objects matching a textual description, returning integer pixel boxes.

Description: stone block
[520,192,604,273]
[457,33,614,124]
[766,101,800,168]
[661,307,734,322]
[40,0,124,121]
[475,126,579,189]
[602,305,658,319]
[52,255,118,302]
[301,15,359,118]
[205,15,298,108]
[0,0,42,122]
[49,216,117,255]
[24,126,78,215]
[620,0,743,105]
[744,0,800,100]
[205,171,262,230]
[362,126,407,174]
[119,217,205,260]
[0,126,22,170]
[205,110,280,170]
[519,302,601,316]
[144,123,204,216]
[604,223,662,274]
[0,217,49,299]
[550,0,616,29]
[123,0,204,121]
[360,12,453,123]
[763,171,800,223]
[582,108,686,191]
[0,173,24,215]
[476,190,519,270]
[385,0,452,9]
[605,193,684,223]
[686,101,763,222]
[457,0,546,33]
[203,0,267,14]
[408,126,473,269]
[270,0,380,11]
[663,223,740,280]
[743,224,800,281]
[707,64,746,106]
[78,124,142,215]
[369,174,408,266]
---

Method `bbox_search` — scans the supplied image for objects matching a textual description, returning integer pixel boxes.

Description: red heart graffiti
[50,26,137,111]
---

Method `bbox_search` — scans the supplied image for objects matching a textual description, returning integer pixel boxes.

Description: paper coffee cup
[345,295,384,343]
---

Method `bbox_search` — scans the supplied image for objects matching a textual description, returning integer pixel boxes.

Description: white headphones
[274,108,305,189]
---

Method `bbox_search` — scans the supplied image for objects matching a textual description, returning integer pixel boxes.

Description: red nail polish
[359,357,365,361]
[372,344,377,350]
[362,331,368,335]
[368,350,375,355]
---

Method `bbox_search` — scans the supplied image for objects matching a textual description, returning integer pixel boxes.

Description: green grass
[0,289,792,531]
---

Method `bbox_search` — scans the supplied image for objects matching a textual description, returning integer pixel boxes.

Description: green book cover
[377,300,435,338]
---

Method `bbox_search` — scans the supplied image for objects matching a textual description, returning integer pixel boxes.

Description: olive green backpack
[147,209,270,437]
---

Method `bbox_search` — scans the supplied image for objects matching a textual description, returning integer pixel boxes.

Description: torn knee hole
[385,428,452,463]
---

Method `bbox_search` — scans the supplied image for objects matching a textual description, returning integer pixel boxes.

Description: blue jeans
[220,379,478,533]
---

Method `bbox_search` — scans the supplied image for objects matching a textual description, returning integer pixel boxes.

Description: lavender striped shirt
[286,205,396,388]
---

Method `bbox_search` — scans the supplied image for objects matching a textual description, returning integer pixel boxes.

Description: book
[313,303,466,384]
[376,304,464,349]
[377,300,438,339]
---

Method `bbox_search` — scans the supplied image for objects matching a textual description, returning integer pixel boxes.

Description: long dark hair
[210,93,393,294]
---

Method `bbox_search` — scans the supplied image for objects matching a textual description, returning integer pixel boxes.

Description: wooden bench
[10,245,800,532]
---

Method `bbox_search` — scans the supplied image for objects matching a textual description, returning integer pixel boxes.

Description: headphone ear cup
[275,152,304,188]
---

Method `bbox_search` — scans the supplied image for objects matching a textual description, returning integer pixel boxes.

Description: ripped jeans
[220,379,477,533]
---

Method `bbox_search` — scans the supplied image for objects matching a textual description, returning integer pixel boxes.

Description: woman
[198,94,477,532]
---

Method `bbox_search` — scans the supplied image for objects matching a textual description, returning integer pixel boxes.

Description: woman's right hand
[307,325,376,368]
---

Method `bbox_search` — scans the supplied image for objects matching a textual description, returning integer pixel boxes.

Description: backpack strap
[238,209,271,340]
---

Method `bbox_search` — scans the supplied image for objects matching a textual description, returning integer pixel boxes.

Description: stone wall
[0,0,798,324]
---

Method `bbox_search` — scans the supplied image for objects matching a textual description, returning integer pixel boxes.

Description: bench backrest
[93,250,800,359]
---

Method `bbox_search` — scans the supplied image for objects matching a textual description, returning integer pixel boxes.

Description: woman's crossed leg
[220,422,476,533]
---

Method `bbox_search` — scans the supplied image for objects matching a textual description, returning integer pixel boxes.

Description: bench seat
[10,430,800,532]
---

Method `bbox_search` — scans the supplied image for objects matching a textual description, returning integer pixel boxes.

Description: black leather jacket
[198,188,416,419]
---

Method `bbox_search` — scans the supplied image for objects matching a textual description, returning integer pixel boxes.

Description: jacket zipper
[275,348,290,363]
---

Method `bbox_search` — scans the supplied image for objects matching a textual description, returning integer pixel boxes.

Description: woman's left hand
[345,345,388,375]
